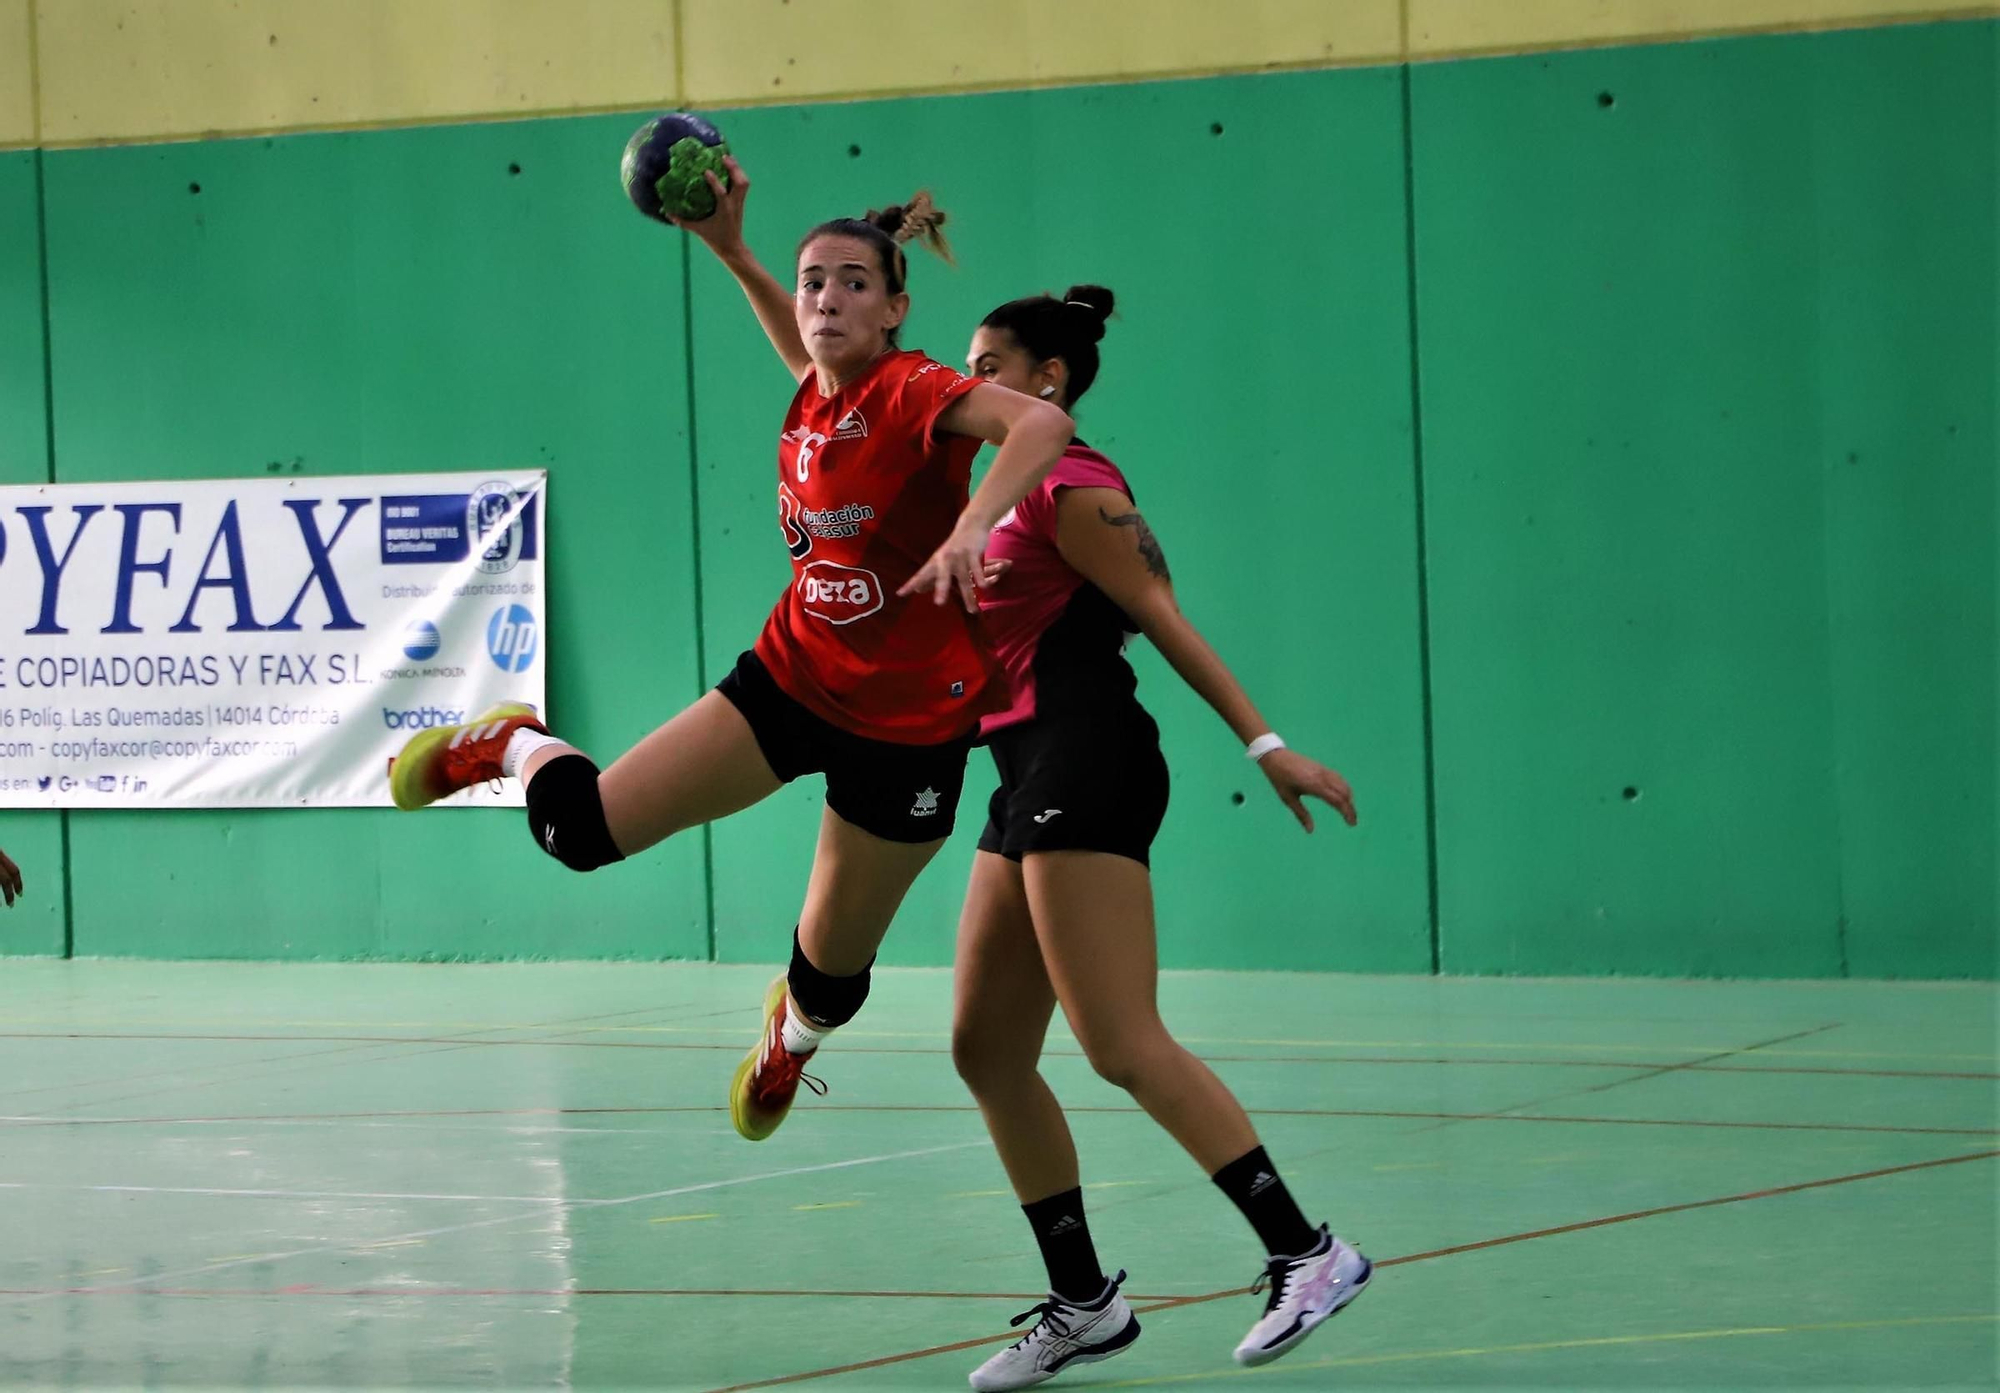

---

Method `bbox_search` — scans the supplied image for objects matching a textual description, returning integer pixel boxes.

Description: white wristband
[1245,733,1287,762]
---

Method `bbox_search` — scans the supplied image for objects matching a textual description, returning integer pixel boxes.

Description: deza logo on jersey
[798,561,884,625]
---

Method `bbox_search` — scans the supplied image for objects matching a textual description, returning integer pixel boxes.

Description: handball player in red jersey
[947,288,1371,1390]
[388,159,1073,1143]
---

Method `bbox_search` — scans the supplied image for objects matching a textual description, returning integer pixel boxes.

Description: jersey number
[794,430,827,483]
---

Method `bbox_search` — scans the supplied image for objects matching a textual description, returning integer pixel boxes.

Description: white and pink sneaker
[1233,1226,1372,1366]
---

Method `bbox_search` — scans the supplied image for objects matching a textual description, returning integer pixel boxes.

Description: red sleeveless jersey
[753,349,1007,744]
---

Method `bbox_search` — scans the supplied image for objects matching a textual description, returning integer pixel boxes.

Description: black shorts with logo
[716,650,974,844]
[978,704,1170,867]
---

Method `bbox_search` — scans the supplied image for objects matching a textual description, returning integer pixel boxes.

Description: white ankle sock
[501,728,565,780]
[780,1000,829,1056]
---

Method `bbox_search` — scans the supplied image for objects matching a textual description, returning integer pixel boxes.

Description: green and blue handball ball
[621,111,731,223]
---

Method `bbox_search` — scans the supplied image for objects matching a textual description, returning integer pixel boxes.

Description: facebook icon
[486,604,539,673]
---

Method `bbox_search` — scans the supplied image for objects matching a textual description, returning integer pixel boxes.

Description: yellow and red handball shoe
[730,975,827,1141]
[388,703,546,811]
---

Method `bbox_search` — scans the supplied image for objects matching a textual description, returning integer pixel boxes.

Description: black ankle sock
[1021,1187,1107,1304]
[1212,1145,1318,1258]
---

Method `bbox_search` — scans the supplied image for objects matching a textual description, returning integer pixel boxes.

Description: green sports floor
[0,961,1992,1390]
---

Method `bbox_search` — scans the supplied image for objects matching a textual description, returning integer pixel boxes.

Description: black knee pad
[525,754,625,872]
[787,928,873,1029]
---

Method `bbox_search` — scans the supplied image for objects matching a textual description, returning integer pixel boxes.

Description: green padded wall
[41,119,709,959]
[1804,26,1997,979]
[685,69,1432,971]
[6,22,1991,976]
[1410,22,1996,977]
[0,150,67,956]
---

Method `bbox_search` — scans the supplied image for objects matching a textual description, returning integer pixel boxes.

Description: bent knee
[952,1021,1040,1093]
[526,754,627,872]
[1078,1029,1177,1094]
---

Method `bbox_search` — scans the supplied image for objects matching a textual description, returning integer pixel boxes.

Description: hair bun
[1061,284,1115,343]
[864,190,955,265]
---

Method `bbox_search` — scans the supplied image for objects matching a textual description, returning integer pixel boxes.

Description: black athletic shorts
[978,705,1170,866]
[716,650,974,844]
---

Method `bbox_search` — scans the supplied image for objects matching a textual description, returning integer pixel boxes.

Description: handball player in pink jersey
[950,286,1371,1390]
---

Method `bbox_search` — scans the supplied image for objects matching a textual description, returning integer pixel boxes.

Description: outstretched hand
[1259,750,1358,833]
[899,525,1000,612]
[0,846,21,907]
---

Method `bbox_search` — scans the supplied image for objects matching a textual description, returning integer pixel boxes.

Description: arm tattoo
[1098,506,1171,580]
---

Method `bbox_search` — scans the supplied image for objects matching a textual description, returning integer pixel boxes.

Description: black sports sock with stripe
[1212,1145,1318,1257]
[1021,1187,1108,1304]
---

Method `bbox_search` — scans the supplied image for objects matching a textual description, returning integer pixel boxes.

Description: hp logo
[486,604,539,673]
[403,620,441,662]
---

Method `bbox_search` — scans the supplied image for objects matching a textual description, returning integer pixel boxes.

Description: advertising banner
[0,470,547,808]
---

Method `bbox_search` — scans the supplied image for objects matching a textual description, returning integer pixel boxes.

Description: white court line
[0,1139,985,1306]
[0,1115,738,1137]
[0,1182,579,1205]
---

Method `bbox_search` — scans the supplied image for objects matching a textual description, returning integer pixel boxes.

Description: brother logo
[382,705,466,731]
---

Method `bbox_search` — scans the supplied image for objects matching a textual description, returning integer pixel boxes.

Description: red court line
[7,1104,1989,1138]
[1516,1023,1840,1106]
[1078,1106,1996,1138]
[2,1032,1989,1080]
[703,1147,2000,1391]
[1647,1060,1998,1082]
[1402,1022,1844,1135]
